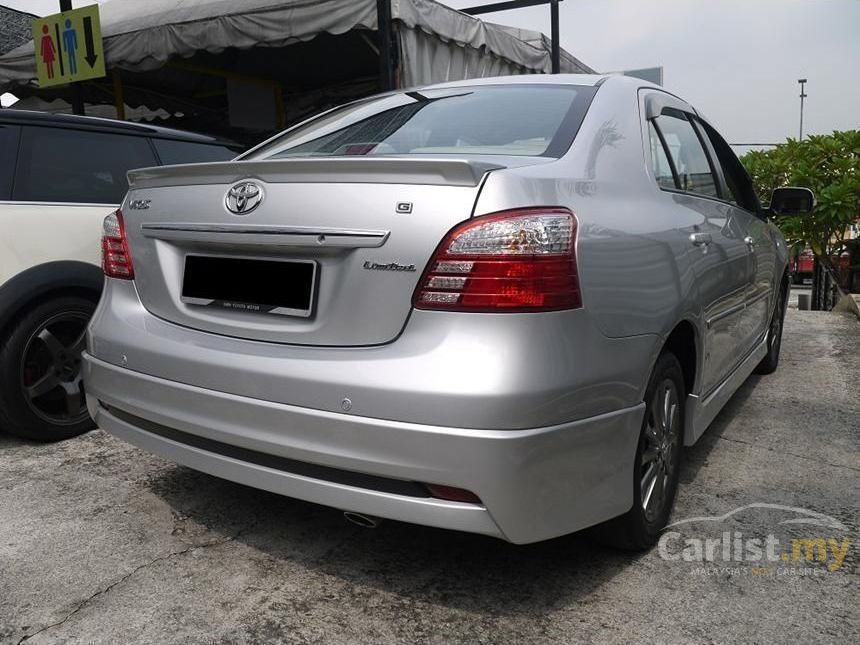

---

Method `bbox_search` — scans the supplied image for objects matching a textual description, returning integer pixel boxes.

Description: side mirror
[770,187,815,216]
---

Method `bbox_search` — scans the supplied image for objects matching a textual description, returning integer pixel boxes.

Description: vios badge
[225,181,264,214]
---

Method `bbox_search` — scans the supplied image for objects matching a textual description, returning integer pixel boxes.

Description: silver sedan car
[84,75,812,547]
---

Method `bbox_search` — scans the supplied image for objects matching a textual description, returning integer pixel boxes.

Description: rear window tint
[0,124,19,199]
[13,126,157,204]
[153,139,238,165]
[258,86,595,159]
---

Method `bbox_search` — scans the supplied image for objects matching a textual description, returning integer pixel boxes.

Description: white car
[0,109,239,441]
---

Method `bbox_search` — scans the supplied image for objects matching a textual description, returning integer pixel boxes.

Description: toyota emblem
[225,181,264,215]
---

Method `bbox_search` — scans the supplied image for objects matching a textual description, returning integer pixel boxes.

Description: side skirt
[683,336,769,446]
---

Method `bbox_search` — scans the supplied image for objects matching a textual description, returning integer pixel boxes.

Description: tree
[741,130,860,283]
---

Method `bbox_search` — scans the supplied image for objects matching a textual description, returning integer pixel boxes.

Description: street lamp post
[798,78,807,141]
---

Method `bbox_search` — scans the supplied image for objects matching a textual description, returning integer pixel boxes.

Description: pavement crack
[716,435,860,472]
[16,528,247,644]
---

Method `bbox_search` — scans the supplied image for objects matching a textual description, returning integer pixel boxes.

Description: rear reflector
[425,484,482,504]
[102,210,134,280]
[413,207,581,312]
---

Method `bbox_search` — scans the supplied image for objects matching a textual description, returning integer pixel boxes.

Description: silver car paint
[85,351,643,544]
[122,158,558,348]
[84,75,789,543]
[86,280,657,430]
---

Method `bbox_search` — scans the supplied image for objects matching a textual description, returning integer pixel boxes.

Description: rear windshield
[254,85,594,160]
[153,139,239,165]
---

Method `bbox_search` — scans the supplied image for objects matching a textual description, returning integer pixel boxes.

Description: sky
[446,0,860,148]
[3,0,859,147]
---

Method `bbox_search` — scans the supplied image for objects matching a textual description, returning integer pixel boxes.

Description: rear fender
[0,261,103,336]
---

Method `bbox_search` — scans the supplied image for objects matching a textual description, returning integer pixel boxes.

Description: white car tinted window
[0,124,18,199]
[13,126,157,204]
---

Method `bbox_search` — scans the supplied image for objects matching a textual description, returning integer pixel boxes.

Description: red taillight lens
[101,210,134,280]
[413,207,581,312]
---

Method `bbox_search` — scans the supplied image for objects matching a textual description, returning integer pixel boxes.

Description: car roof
[418,73,609,91]
[0,108,239,147]
[416,73,679,94]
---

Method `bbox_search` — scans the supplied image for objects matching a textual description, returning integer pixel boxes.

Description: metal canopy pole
[550,0,560,74]
[58,0,85,115]
[462,0,560,13]
[112,69,125,120]
[376,0,395,91]
[461,0,564,74]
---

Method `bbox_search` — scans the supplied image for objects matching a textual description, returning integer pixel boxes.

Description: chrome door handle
[744,235,756,249]
[690,232,712,247]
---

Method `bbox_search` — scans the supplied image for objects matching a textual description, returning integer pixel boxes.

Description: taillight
[102,210,134,280]
[413,207,581,312]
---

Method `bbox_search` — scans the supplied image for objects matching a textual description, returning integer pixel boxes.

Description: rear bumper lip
[83,353,643,544]
[95,399,502,539]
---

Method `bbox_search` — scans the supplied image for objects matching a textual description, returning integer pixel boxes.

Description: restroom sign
[32,4,105,88]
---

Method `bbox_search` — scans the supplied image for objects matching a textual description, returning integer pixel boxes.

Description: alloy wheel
[769,290,785,352]
[19,311,90,426]
[640,378,681,523]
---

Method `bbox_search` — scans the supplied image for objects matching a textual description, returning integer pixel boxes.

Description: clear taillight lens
[413,208,581,312]
[102,210,134,280]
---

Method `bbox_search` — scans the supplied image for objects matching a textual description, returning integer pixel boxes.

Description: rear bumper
[84,354,643,544]
[85,279,657,430]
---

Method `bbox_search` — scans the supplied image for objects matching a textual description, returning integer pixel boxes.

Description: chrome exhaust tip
[343,511,382,529]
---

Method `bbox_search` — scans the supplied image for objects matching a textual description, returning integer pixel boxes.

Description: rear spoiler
[127,157,503,190]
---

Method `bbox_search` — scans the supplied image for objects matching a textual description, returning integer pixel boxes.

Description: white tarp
[0,0,593,91]
[10,95,173,121]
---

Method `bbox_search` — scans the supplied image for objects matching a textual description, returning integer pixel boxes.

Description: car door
[0,123,22,286]
[645,101,751,395]
[697,119,776,350]
[741,214,777,344]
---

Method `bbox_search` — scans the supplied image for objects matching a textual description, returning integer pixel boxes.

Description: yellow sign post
[32,5,105,88]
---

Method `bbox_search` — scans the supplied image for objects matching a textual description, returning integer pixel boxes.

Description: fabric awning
[0,0,593,92]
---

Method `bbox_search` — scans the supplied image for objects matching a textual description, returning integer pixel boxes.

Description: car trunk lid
[122,157,507,346]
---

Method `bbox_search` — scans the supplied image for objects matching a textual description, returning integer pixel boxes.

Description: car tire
[753,284,787,375]
[592,351,685,551]
[0,296,97,442]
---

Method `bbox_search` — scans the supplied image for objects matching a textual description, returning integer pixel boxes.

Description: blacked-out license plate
[181,255,316,317]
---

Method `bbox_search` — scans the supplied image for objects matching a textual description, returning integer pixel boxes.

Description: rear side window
[258,86,595,159]
[700,121,760,213]
[153,139,238,165]
[648,122,676,190]
[13,126,157,204]
[651,113,719,199]
[0,124,20,199]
